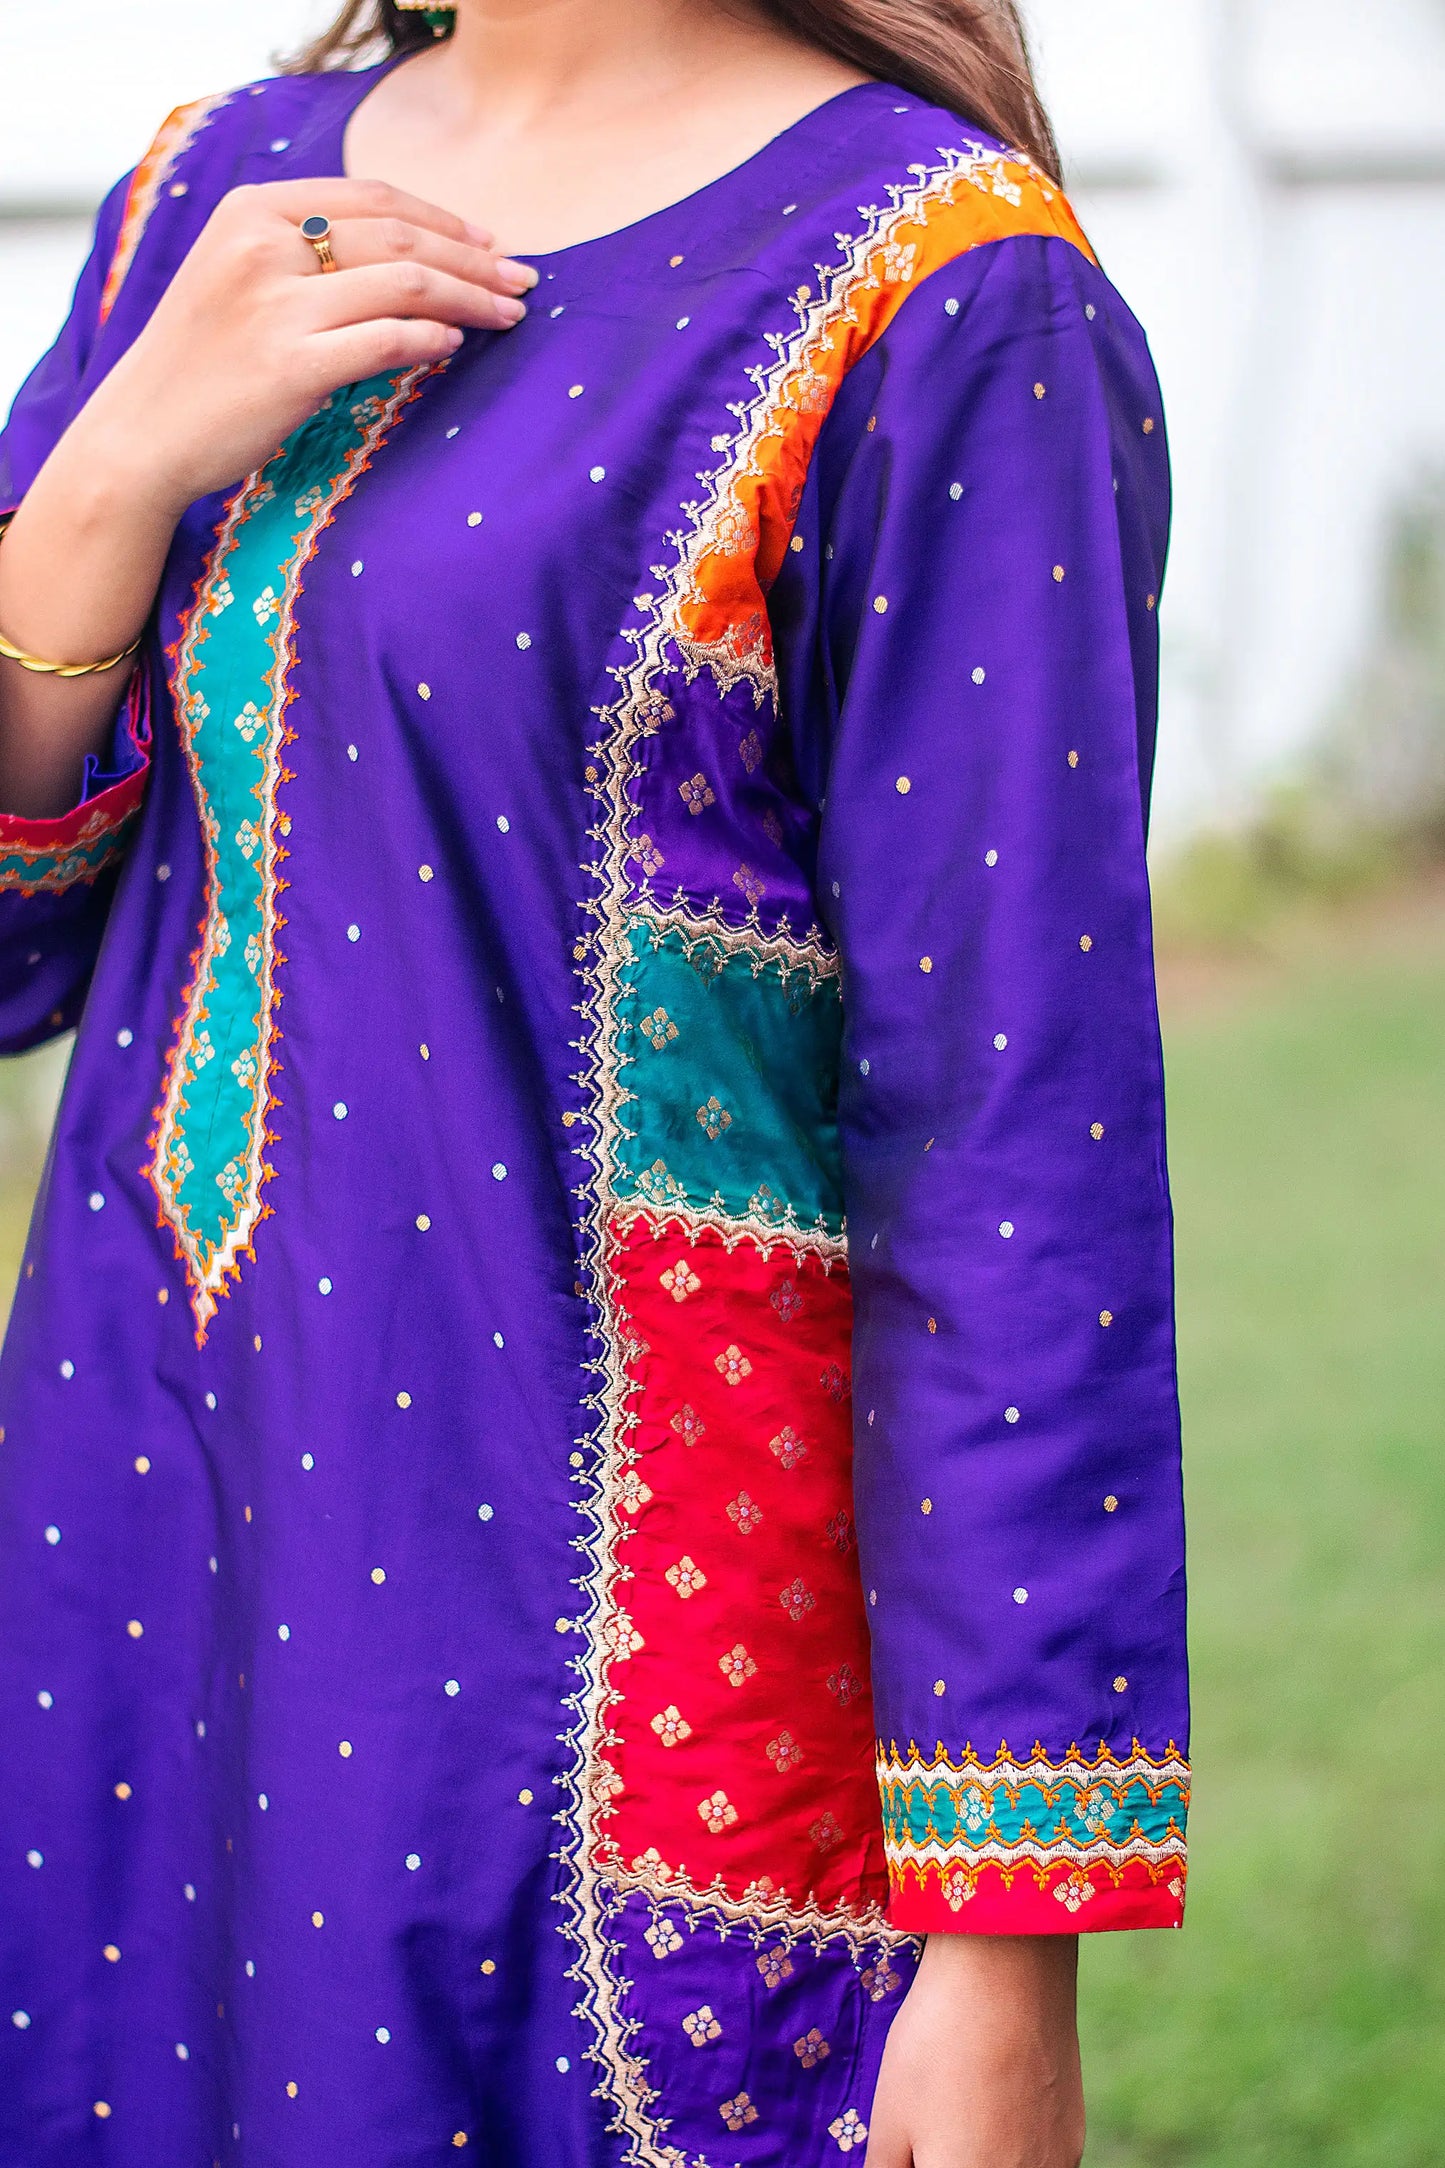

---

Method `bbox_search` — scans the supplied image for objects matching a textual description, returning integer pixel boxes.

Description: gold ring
[299,213,337,273]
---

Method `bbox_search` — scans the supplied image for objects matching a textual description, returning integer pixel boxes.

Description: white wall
[3,0,1444,839]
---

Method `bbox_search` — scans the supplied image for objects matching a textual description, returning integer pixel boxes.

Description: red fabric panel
[600,1214,887,1918]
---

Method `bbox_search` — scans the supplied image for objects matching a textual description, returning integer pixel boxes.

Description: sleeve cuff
[0,648,150,896]
[878,1740,1189,1936]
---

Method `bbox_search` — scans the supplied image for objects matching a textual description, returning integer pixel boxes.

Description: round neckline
[334,60,888,272]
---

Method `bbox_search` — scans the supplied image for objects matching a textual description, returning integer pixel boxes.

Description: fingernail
[498,259,539,290]
[444,326,465,349]
[497,297,527,326]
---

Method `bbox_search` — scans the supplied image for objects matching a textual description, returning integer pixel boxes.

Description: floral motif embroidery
[665,1556,708,1600]
[633,833,666,877]
[738,728,763,773]
[732,863,766,907]
[769,1425,808,1470]
[766,1729,803,1774]
[810,1812,844,1853]
[718,1642,757,1687]
[659,1257,701,1302]
[762,805,784,847]
[1054,1871,1098,1914]
[697,1789,739,1835]
[826,1509,856,1552]
[678,773,716,815]
[720,2093,759,2132]
[695,1094,733,1140]
[756,1947,794,1990]
[830,2107,870,2152]
[640,1005,678,1049]
[819,1362,851,1402]
[779,1576,816,1622]
[644,1916,683,1959]
[651,1705,693,1748]
[827,1664,864,1707]
[603,1610,644,1661]
[618,1468,654,1514]
[726,1490,764,1535]
[794,2027,831,2068]
[860,1958,901,2002]
[714,1343,753,1386]
[770,1278,804,1322]
[670,1402,706,1446]
[683,2005,722,2046]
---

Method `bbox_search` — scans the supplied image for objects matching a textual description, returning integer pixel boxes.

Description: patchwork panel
[616,921,843,1237]
[599,1216,885,1925]
[610,1890,912,2163]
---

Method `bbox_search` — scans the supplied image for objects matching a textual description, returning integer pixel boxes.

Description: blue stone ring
[299,213,337,273]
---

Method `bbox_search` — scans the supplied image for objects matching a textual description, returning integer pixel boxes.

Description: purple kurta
[0,66,1187,2167]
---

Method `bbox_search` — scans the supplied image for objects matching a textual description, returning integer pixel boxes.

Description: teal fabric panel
[615,920,843,1234]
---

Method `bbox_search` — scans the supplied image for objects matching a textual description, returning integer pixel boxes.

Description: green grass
[1,926,1442,2159]
[1081,924,1445,2165]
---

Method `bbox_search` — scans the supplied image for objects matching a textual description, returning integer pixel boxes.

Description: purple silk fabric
[0,67,1184,2167]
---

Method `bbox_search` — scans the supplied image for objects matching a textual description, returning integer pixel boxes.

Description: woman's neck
[345,0,870,255]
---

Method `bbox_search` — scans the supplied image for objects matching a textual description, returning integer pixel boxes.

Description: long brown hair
[287,0,1061,184]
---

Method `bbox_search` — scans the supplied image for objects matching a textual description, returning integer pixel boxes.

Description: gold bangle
[0,623,142,678]
[0,513,140,672]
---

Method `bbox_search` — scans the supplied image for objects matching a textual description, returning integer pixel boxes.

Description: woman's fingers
[303,258,528,334]
[264,175,491,251]
[308,216,535,300]
[306,318,465,385]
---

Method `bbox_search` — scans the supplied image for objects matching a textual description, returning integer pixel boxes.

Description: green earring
[394,1,456,33]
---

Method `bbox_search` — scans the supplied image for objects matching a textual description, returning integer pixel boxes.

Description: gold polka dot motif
[1052,565,1066,583]
[93,2103,111,2120]
[1067,750,1079,769]
[1079,935,1093,953]
[518,1788,534,1806]
[1113,1675,1128,1693]
[1090,1122,1105,1141]
[286,2081,299,2099]
[895,775,911,796]
[103,1943,121,1963]
[932,1679,946,1696]
[1104,1496,1119,1513]
[919,956,933,974]
[1033,382,1046,399]
[872,595,888,615]
[920,1498,933,1515]
[480,1959,497,1976]
[1099,1310,1114,1328]
[311,1911,324,1927]
[114,1782,132,1801]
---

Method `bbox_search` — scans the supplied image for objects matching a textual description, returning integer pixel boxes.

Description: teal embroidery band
[148,371,426,1335]
[877,1748,1190,1868]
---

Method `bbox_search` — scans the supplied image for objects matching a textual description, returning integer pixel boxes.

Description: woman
[0,1,1188,2161]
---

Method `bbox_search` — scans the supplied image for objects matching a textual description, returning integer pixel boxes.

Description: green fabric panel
[616,920,843,1233]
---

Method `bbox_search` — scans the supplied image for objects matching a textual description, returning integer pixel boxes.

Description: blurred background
[2,2,1443,2160]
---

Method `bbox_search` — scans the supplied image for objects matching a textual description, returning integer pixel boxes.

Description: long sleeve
[0,173,153,1052]
[775,232,1188,1933]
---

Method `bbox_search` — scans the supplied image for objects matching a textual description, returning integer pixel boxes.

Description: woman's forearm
[0,408,183,819]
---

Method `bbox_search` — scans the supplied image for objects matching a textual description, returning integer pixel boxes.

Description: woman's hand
[865,1934,1085,2168]
[79,177,536,515]
[0,178,529,816]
